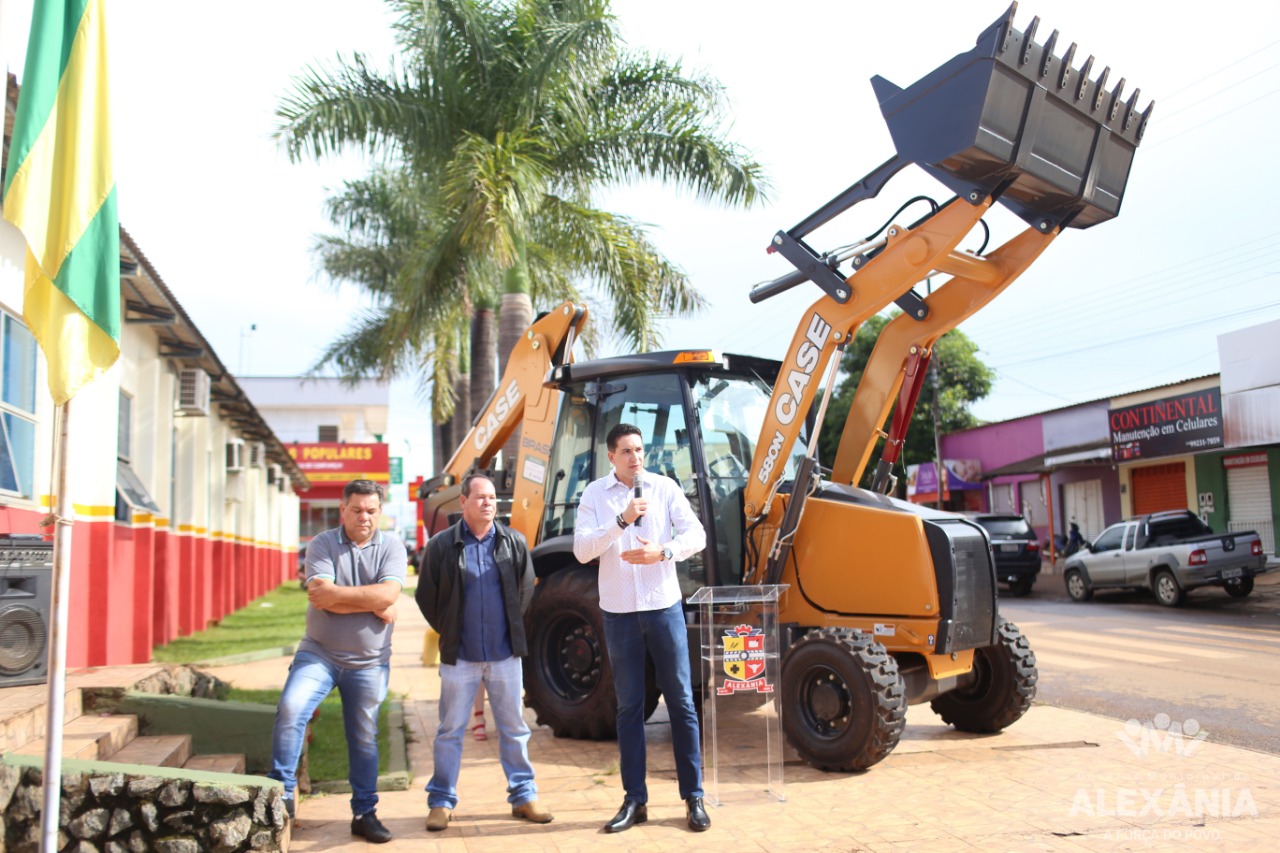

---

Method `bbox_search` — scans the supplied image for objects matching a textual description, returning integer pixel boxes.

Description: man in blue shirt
[415,474,550,831]
[269,479,405,844]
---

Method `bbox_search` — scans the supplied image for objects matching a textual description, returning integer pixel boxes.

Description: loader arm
[422,301,588,543]
[831,224,1060,489]
[743,198,990,521]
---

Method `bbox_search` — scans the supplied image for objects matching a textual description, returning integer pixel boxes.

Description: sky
[3,0,1279,518]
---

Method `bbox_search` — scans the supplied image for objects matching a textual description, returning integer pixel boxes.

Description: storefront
[287,442,390,541]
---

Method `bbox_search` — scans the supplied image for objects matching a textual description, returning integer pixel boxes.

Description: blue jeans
[426,656,537,809]
[269,650,389,816]
[602,601,703,803]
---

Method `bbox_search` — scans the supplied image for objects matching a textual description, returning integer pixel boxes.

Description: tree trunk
[499,238,534,470]
[498,291,534,469]
[471,303,497,425]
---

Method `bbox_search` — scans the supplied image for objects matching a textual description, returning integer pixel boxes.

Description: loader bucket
[871,2,1152,229]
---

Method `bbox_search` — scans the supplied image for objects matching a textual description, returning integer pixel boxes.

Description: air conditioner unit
[248,441,267,469]
[267,463,282,485]
[177,368,211,416]
[226,438,245,472]
[278,474,290,494]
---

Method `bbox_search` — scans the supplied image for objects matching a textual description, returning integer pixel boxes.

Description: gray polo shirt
[299,527,406,667]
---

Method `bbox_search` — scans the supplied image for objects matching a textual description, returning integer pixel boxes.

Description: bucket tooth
[1123,88,1142,130]
[1075,55,1094,100]
[996,1,1018,54]
[1092,66,1111,111]
[1020,15,1040,65]
[1058,43,1077,90]
[1108,78,1127,120]
[1040,30,1058,78]
[1137,101,1156,140]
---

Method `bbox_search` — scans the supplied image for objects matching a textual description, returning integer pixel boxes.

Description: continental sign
[1109,387,1223,461]
[287,443,390,483]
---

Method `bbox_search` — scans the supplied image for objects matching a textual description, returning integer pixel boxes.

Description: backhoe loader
[419,3,1151,771]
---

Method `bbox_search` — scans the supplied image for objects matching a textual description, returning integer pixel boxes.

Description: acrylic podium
[687,584,788,805]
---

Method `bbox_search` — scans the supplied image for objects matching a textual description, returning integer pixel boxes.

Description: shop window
[118,390,132,461]
[0,311,38,499]
[114,388,159,521]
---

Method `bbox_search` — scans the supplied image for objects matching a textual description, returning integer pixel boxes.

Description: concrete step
[0,686,84,754]
[109,734,192,768]
[183,753,247,775]
[11,713,137,761]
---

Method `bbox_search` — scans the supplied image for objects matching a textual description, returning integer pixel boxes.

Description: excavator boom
[420,302,588,541]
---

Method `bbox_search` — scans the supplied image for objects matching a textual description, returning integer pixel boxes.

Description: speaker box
[0,535,53,687]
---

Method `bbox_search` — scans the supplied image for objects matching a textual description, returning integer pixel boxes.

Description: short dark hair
[343,479,385,504]
[606,423,642,452]
[461,473,494,497]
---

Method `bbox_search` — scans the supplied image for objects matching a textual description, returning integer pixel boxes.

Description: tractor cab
[536,349,811,591]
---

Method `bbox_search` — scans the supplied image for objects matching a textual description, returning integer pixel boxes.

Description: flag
[3,0,119,405]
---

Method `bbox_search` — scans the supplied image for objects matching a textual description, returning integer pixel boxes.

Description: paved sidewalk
[208,592,1280,851]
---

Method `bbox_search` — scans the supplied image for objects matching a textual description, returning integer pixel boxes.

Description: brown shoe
[426,806,452,832]
[511,800,554,824]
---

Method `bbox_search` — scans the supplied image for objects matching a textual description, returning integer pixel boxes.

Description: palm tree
[277,0,767,462]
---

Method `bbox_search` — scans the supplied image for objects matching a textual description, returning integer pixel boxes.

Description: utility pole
[926,277,946,510]
[932,356,945,510]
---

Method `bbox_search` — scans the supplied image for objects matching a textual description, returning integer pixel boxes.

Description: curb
[309,698,412,795]
[192,644,299,668]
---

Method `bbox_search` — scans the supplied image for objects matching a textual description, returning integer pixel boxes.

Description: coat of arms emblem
[718,624,772,695]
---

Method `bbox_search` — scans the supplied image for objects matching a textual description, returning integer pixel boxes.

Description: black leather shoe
[604,799,647,833]
[686,796,710,832]
[351,810,393,844]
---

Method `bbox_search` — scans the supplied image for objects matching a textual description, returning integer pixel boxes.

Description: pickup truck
[1062,510,1266,607]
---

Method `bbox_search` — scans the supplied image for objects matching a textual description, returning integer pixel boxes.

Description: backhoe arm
[831,224,1059,489]
[743,198,990,520]
[422,302,587,542]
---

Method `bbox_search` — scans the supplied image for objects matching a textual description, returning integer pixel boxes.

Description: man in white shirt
[573,423,710,833]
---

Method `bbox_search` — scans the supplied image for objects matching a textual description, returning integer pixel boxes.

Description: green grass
[152,582,309,663]
[151,581,409,784]
[228,688,392,781]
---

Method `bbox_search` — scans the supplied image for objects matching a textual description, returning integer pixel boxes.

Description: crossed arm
[308,578,402,623]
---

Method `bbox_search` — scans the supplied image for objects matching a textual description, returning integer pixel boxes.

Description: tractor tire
[931,618,1037,733]
[522,567,617,740]
[780,628,906,772]
[1224,576,1254,598]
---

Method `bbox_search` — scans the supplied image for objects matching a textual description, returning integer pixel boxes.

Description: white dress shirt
[573,469,706,613]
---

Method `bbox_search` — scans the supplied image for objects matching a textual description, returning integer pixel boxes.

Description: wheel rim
[1067,572,1084,598]
[798,664,853,739]
[1156,574,1176,602]
[536,613,602,702]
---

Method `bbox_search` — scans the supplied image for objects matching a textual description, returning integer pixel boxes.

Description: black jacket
[415,520,535,666]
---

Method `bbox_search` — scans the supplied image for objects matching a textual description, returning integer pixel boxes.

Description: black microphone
[633,480,643,530]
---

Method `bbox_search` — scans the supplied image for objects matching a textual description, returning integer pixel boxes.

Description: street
[999,567,1280,755]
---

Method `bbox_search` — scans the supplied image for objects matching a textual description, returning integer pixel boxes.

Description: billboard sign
[1109,388,1223,461]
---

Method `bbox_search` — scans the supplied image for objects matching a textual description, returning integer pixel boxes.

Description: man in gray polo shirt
[269,479,405,844]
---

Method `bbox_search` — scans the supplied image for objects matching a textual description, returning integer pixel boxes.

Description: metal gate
[1062,479,1105,542]
[1226,462,1275,556]
[1131,462,1187,515]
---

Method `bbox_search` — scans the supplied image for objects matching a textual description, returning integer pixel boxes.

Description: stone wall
[0,757,290,853]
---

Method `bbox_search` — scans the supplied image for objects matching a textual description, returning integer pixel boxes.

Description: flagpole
[40,398,72,853]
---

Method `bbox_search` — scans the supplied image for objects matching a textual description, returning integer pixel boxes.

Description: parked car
[1062,510,1266,607]
[970,514,1041,596]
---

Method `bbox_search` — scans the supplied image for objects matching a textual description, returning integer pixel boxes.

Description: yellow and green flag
[3,0,119,405]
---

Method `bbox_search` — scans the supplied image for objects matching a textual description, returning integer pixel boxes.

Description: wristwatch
[616,513,629,530]
[661,546,673,562]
